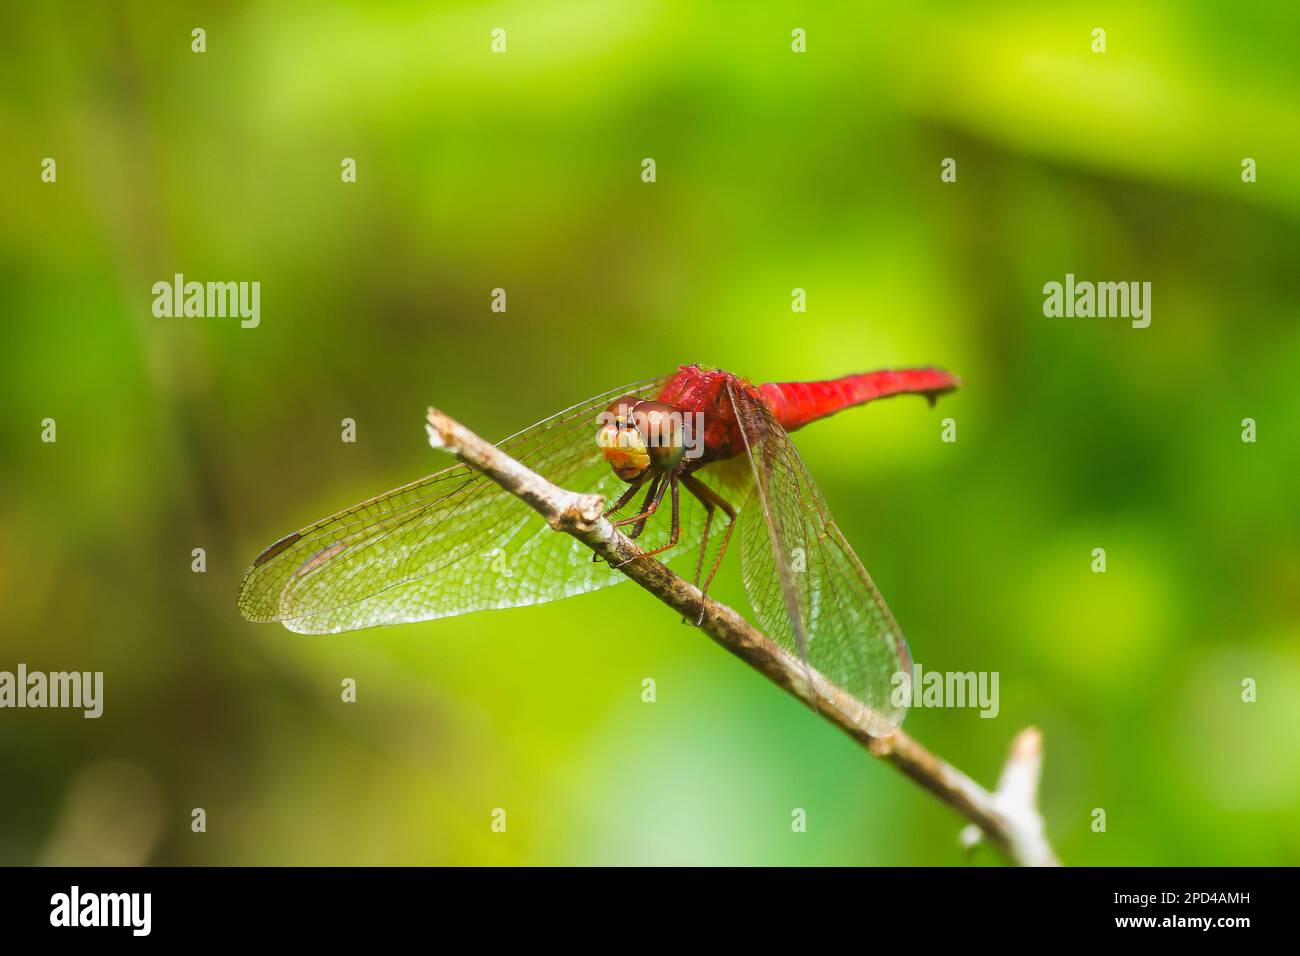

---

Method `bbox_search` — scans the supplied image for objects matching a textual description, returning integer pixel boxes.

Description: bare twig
[426,406,1060,867]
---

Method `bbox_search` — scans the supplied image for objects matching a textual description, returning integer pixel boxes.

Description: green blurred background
[2,1,1298,866]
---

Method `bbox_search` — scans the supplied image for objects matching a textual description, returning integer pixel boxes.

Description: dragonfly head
[597,397,686,482]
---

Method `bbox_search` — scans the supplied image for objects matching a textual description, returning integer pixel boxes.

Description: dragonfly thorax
[596,397,686,482]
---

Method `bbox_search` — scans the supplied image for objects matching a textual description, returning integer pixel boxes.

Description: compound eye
[633,401,685,471]
[600,396,643,430]
[597,396,651,481]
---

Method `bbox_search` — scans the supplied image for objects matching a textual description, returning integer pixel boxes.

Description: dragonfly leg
[679,491,714,626]
[679,473,737,625]
[595,478,651,562]
[603,475,648,518]
[595,476,658,563]
[611,474,665,538]
[615,476,680,566]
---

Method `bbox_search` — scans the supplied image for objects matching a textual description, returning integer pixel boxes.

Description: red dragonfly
[238,365,957,728]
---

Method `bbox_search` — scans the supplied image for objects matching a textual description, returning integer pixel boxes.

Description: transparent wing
[238,376,712,634]
[726,382,912,731]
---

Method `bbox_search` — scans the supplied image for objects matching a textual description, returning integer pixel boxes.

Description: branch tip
[425,407,458,453]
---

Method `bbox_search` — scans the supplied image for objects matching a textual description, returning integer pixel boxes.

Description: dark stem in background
[426,406,1060,867]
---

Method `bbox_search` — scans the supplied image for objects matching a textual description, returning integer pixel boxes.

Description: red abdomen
[758,367,959,433]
